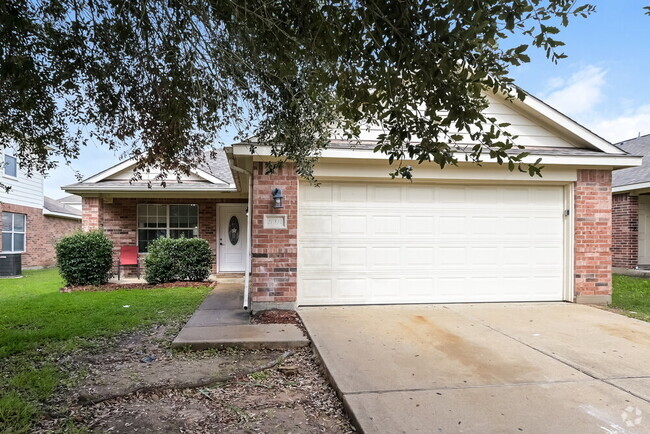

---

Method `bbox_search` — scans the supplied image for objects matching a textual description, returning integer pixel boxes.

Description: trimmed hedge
[144,237,212,284]
[56,230,114,286]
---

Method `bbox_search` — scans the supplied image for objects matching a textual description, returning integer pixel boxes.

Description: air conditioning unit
[0,253,22,277]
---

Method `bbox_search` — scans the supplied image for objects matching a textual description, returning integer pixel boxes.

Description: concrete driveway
[299,303,650,433]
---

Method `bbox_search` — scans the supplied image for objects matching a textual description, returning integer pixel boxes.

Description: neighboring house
[0,150,82,268]
[611,134,650,269]
[58,194,82,211]
[63,91,642,310]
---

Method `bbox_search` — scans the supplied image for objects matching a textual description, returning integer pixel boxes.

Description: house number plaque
[263,214,288,229]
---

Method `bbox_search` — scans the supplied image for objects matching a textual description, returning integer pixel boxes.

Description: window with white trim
[137,204,199,252]
[4,154,17,177]
[2,212,26,252]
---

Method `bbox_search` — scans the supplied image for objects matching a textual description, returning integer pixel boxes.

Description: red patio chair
[117,246,139,279]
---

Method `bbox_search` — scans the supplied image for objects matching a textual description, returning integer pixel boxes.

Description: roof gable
[83,148,234,186]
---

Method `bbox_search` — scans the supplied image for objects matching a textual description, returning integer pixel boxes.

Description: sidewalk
[172,283,309,350]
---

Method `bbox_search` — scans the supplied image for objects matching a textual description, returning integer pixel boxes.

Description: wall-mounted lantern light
[272,188,284,209]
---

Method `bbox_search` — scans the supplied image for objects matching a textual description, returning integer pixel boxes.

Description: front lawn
[0,268,211,433]
[611,274,650,322]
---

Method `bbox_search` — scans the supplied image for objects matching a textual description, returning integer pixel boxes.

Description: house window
[2,212,26,252]
[137,204,199,252]
[4,154,17,177]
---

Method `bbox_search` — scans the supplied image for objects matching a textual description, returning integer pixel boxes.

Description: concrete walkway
[300,303,650,433]
[172,283,309,350]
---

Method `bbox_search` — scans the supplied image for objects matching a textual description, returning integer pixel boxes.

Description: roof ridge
[616,132,650,145]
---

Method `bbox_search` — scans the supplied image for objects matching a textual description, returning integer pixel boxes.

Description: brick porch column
[574,169,612,304]
[250,162,298,311]
[82,197,103,231]
[612,193,639,269]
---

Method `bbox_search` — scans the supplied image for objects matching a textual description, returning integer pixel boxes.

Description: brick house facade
[611,193,639,269]
[609,134,650,270]
[0,202,80,268]
[66,100,642,309]
[82,197,246,276]
[78,164,620,307]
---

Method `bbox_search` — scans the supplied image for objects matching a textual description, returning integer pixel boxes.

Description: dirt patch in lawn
[61,281,213,292]
[36,326,352,433]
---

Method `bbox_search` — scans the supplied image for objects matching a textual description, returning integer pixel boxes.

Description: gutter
[227,155,253,311]
[42,209,82,220]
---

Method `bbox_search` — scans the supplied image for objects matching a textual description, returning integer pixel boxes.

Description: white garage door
[298,182,566,305]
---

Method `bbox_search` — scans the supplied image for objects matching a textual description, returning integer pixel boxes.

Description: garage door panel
[298,182,566,305]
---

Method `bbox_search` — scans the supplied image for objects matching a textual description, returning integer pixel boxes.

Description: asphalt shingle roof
[612,134,650,188]
[44,196,82,217]
[198,148,234,185]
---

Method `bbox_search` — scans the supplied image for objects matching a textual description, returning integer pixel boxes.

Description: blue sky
[44,2,650,198]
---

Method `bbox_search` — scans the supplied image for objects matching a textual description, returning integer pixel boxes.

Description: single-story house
[63,91,642,310]
[611,134,650,269]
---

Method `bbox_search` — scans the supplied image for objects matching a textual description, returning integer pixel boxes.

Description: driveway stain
[597,324,650,345]
[399,315,532,382]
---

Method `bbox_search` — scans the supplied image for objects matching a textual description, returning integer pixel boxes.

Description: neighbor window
[137,204,198,252]
[4,154,17,177]
[2,212,26,252]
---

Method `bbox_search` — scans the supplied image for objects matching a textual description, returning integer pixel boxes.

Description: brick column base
[574,169,612,305]
[250,163,298,312]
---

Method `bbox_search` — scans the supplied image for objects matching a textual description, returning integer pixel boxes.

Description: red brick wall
[574,169,612,300]
[612,193,638,269]
[0,203,81,268]
[82,197,245,276]
[82,197,102,231]
[250,163,298,306]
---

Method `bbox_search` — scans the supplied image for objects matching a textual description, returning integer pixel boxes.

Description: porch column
[574,169,612,304]
[82,197,103,231]
[250,162,298,311]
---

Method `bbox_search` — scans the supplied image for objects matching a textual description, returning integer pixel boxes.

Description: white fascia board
[62,185,238,193]
[85,159,229,185]
[613,182,650,194]
[84,159,136,183]
[190,168,228,185]
[513,93,624,154]
[42,209,82,220]
[232,144,642,168]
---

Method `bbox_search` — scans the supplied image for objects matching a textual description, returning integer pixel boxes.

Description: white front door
[218,205,247,272]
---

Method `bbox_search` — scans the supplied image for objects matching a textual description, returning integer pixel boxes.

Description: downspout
[228,156,253,311]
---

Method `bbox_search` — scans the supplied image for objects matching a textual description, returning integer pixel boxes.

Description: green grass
[611,274,650,322]
[0,268,211,433]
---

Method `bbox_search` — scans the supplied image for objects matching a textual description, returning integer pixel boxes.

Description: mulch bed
[60,281,214,293]
[251,309,307,334]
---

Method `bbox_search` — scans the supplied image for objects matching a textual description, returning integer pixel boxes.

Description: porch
[82,198,249,278]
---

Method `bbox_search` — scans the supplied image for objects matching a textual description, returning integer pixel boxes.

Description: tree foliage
[1,1,598,181]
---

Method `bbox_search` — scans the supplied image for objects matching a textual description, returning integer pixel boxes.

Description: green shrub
[56,230,114,286]
[144,237,212,284]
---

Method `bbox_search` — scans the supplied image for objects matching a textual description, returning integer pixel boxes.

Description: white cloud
[590,105,650,143]
[537,65,650,144]
[542,65,606,116]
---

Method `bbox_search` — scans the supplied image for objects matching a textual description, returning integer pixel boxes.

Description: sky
[44,1,650,198]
